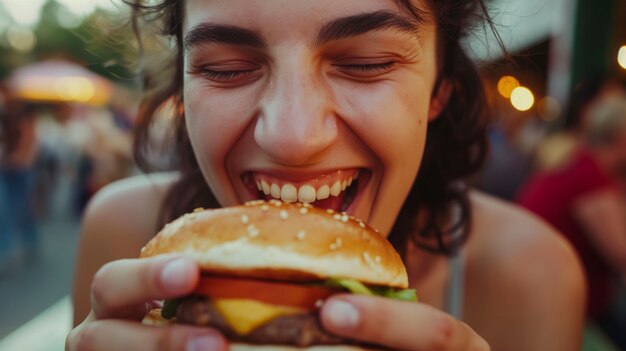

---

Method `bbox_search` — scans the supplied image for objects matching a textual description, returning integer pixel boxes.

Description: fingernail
[161,258,193,288]
[187,335,222,351]
[325,299,359,330]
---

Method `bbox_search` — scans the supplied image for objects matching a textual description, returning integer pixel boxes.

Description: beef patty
[176,295,352,347]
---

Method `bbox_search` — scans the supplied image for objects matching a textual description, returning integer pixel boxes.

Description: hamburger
[140,199,416,350]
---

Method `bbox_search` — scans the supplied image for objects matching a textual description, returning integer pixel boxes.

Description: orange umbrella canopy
[8,60,113,106]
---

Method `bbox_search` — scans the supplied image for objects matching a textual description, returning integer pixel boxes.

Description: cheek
[183,82,256,167]
[335,80,430,165]
[332,79,430,234]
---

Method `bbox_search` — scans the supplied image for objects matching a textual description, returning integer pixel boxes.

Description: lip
[240,168,372,214]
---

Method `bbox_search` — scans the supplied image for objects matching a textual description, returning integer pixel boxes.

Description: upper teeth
[255,175,357,203]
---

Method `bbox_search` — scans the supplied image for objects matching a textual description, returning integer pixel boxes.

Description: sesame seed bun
[140,200,408,288]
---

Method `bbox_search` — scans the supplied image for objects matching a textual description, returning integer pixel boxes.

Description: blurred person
[476,92,543,201]
[78,109,134,213]
[517,91,626,349]
[0,99,42,267]
[67,1,586,350]
[532,77,626,174]
[568,76,626,135]
[478,123,534,200]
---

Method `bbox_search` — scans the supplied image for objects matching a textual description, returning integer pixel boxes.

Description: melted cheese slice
[213,299,305,335]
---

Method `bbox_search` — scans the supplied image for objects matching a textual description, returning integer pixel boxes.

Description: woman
[67,1,585,350]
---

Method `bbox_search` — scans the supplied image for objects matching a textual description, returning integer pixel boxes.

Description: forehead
[183,0,430,35]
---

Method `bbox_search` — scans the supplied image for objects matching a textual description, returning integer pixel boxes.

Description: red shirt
[517,150,619,318]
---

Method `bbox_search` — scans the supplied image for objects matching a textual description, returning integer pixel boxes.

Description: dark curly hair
[126,0,494,257]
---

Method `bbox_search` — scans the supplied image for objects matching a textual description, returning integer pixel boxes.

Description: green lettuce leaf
[161,298,180,319]
[324,278,417,302]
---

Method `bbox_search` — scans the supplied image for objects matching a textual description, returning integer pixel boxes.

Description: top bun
[140,200,408,288]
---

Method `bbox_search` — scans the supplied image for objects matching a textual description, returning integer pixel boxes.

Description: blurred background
[0,0,624,350]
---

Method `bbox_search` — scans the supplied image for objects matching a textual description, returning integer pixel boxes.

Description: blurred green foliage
[0,0,139,87]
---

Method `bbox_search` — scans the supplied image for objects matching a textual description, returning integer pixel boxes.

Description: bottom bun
[230,343,384,351]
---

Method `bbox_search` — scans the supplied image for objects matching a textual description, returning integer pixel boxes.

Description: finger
[67,319,227,351]
[320,295,490,351]
[91,254,199,320]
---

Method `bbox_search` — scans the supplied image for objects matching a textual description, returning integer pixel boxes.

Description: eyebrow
[316,10,422,45]
[183,10,421,51]
[183,24,266,51]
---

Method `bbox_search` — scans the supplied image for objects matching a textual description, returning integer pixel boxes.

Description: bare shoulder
[84,172,178,239]
[464,191,585,350]
[467,190,582,278]
[72,172,178,324]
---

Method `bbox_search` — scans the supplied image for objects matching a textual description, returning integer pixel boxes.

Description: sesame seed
[247,224,260,237]
[193,207,204,213]
[362,252,382,272]
[375,255,381,263]
[303,203,312,208]
[279,210,289,219]
[326,209,334,214]
[297,230,306,240]
[363,252,374,265]
[240,214,250,224]
[359,222,366,228]
[300,207,308,215]
[329,243,338,250]
[333,214,342,220]
[261,205,269,211]
[336,237,343,247]
[188,213,196,220]
[341,214,349,223]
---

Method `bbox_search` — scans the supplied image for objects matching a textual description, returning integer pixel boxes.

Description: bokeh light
[618,45,626,70]
[0,0,119,26]
[6,27,36,53]
[55,6,83,29]
[510,86,535,111]
[497,75,520,98]
[0,0,45,26]
[53,77,96,102]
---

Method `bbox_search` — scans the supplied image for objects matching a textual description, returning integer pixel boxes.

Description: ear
[427,79,453,121]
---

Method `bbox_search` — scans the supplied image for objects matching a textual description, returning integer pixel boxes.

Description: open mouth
[241,169,371,213]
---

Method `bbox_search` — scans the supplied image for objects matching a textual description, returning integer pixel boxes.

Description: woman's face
[182,0,440,235]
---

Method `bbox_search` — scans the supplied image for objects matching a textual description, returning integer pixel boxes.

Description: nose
[254,54,337,165]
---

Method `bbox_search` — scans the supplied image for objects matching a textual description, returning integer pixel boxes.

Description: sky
[0,0,120,27]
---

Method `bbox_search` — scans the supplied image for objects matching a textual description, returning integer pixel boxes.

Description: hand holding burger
[140,200,416,350]
[67,199,488,351]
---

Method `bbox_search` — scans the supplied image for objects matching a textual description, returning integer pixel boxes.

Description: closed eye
[188,60,262,86]
[200,69,257,82]
[337,62,395,72]
[333,61,396,79]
